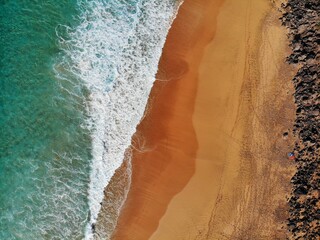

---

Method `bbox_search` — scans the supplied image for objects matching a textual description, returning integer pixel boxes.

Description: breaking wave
[54,0,182,238]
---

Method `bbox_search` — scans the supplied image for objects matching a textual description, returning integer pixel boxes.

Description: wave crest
[54,0,182,238]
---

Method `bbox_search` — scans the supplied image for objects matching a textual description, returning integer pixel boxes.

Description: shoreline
[110,0,221,238]
[106,0,298,239]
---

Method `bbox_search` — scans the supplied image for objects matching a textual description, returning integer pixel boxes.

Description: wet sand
[111,0,297,239]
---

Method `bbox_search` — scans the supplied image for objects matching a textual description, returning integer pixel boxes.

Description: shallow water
[1,1,92,239]
[0,0,180,239]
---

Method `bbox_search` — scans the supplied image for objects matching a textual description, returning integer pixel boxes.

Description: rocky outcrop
[281,0,320,239]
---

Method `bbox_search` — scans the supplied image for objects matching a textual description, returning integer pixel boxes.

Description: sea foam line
[54,0,183,238]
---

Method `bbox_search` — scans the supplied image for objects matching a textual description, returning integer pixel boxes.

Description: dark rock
[282,0,320,238]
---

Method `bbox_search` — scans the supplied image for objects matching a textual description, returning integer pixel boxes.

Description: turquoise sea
[1,0,179,239]
[1,1,91,239]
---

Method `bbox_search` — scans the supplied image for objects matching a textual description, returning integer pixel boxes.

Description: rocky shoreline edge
[281,0,320,239]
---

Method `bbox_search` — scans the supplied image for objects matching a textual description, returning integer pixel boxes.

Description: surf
[54,0,182,238]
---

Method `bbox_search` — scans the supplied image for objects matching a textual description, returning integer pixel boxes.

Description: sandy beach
[109,0,298,239]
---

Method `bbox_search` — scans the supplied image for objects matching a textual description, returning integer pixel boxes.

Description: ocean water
[0,0,180,239]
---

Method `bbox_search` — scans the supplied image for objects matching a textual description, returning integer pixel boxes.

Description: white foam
[55,0,182,238]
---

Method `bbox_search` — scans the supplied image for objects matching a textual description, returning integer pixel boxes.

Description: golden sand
[110,0,297,239]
